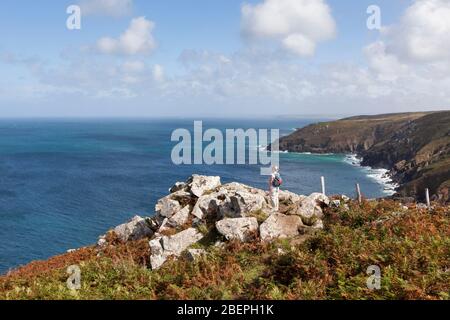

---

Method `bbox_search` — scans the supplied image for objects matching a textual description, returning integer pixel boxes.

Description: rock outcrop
[188,175,221,198]
[149,228,204,270]
[113,216,154,242]
[216,217,258,242]
[259,214,303,242]
[294,193,329,226]
[97,175,330,270]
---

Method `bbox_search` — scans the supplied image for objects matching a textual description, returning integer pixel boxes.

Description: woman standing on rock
[269,166,282,212]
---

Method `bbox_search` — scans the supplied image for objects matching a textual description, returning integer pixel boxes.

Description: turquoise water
[0,118,389,273]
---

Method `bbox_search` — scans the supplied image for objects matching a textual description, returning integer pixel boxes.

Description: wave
[291,151,336,156]
[344,154,399,195]
[343,154,363,166]
[251,145,289,154]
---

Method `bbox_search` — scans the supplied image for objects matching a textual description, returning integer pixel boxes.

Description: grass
[0,200,448,300]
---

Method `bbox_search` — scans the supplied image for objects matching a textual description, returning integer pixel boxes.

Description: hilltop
[1,175,448,300]
[277,111,450,203]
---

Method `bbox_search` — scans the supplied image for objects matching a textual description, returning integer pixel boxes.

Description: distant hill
[278,111,450,202]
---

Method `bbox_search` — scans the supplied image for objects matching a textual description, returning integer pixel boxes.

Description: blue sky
[1,0,449,117]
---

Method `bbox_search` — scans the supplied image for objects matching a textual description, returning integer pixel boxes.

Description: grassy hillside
[278,112,428,154]
[1,200,448,300]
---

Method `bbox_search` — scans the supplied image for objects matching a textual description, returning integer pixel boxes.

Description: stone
[259,214,303,242]
[295,193,330,226]
[341,195,350,202]
[308,193,330,206]
[149,237,166,270]
[311,220,324,230]
[113,215,154,242]
[168,206,191,228]
[158,218,171,233]
[278,190,305,205]
[184,249,207,262]
[147,216,161,232]
[191,194,220,219]
[189,175,221,197]
[149,229,203,270]
[169,182,187,193]
[220,182,256,194]
[295,202,322,225]
[97,236,107,248]
[149,253,166,270]
[161,228,204,256]
[155,197,182,218]
[149,237,164,254]
[217,200,237,218]
[229,191,266,217]
[169,190,195,207]
[216,217,259,242]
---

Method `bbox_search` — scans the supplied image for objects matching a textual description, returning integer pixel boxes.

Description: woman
[268,166,282,211]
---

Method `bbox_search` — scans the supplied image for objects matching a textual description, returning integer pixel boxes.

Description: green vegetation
[1,200,448,300]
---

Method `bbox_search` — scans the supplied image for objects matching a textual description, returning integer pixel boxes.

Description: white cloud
[152,64,165,82]
[79,0,133,17]
[360,0,450,110]
[241,0,336,56]
[5,45,450,116]
[4,0,450,117]
[364,42,409,81]
[383,0,450,63]
[96,17,156,55]
[282,34,316,57]
[121,60,145,73]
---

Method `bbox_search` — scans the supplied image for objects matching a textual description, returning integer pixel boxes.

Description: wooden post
[356,183,362,204]
[321,176,326,195]
[425,188,431,209]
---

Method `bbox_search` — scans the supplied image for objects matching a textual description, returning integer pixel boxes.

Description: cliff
[278,111,450,202]
[1,175,449,300]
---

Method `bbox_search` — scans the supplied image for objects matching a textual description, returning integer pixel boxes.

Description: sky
[0,0,449,118]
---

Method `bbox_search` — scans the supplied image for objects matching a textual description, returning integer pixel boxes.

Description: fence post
[321,176,326,195]
[425,188,431,209]
[356,183,362,204]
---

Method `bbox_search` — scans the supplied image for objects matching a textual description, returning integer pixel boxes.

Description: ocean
[0,118,395,273]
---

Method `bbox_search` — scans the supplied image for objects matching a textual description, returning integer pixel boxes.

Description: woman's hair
[272,166,279,173]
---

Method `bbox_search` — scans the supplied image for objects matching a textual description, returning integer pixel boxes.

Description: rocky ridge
[97,175,334,270]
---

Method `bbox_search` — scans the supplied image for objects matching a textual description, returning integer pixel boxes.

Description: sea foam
[344,154,399,195]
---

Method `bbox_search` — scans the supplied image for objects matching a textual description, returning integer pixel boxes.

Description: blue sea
[0,118,393,273]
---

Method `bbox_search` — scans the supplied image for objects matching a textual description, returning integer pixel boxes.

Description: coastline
[343,154,399,196]
[260,144,399,197]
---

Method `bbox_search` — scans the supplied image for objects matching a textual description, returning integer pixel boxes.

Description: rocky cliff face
[278,111,450,203]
